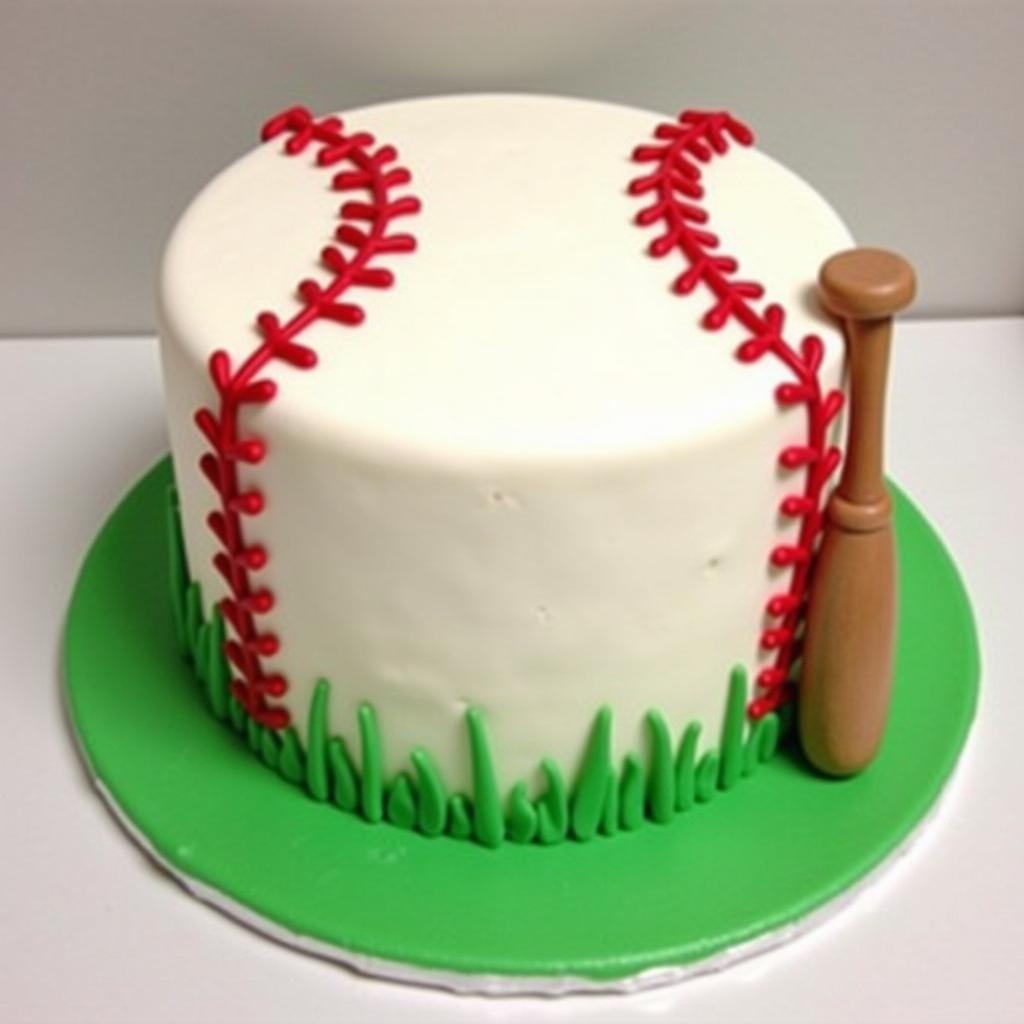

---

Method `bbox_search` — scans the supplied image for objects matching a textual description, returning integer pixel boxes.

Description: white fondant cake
[159,94,851,793]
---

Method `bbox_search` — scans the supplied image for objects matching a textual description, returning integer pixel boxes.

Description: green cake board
[64,458,979,993]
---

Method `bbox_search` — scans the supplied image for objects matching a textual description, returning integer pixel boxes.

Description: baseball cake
[64,93,979,992]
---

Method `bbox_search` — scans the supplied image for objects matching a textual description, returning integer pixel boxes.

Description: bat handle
[798,248,916,776]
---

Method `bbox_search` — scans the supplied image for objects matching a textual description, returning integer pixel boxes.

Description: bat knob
[819,248,916,321]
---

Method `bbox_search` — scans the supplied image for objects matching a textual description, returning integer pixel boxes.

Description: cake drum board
[64,458,979,995]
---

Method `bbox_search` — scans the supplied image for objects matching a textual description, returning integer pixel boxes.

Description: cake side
[167,480,782,847]
[158,95,851,814]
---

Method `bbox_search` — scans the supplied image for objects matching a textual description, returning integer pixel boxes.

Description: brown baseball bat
[798,248,916,777]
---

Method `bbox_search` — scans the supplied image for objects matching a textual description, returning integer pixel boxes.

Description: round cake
[61,90,983,991]
[64,90,982,991]
[159,94,850,830]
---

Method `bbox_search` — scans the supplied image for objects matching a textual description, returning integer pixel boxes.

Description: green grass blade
[327,736,360,812]
[646,709,674,823]
[195,622,211,693]
[466,708,504,848]
[600,769,619,837]
[245,714,261,753]
[259,727,280,769]
[358,703,384,823]
[165,485,189,656]
[447,794,472,839]
[411,748,447,837]
[228,694,246,733]
[536,758,568,845]
[743,712,780,777]
[620,754,645,831]
[507,782,538,844]
[695,750,719,803]
[205,608,230,720]
[279,728,305,784]
[571,706,612,841]
[719,665,747,791]
[306,679,330,802]
[184,582,203,663]
[674,722,701,812]
[386,773,417,830]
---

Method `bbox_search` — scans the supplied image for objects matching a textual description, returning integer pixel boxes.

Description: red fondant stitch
[630,110,844,718]
[193,106,420,728]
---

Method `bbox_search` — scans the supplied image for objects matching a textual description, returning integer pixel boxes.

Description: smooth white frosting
[159,94,852,792]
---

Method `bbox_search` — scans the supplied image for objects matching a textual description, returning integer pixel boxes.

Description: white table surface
[3,321,1023,1024]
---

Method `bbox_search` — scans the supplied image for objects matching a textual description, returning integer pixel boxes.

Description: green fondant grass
[166,486,188,657]
[410,748,447,837]
[719,666,746,790]
[466,708,505,848]
[536,758,568,845]
[619,754,645,831]
[409,749,446,835]
[507,782,538,844]
[358,703,384,823]
[675,721,700,811]
[184,582,203,660]
[447,794,472,839]
[259,726,280,769]
[386,773,417,829]
[167,484,790,849]
[571,706,613,841]
[306,679,330,802]
[205,610,230,720]
[646,709,675,823]
[245,714,261,754]
[695,751,719,803]
[227,689,245,731]
[327,737,359,811]
[278,729,305,784]
[600,770,619,837]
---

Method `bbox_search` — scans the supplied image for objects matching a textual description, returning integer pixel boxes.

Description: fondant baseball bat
[799,248,916,776]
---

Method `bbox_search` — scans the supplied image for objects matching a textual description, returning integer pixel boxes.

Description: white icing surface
[159,94,852,791]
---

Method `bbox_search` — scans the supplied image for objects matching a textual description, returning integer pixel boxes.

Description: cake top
[160,94,851,463]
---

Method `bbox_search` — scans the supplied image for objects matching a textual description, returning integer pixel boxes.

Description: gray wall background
[2,0,1022,335]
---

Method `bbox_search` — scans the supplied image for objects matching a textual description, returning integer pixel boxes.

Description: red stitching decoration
[193,106,421,728]
[630,110,844,718]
